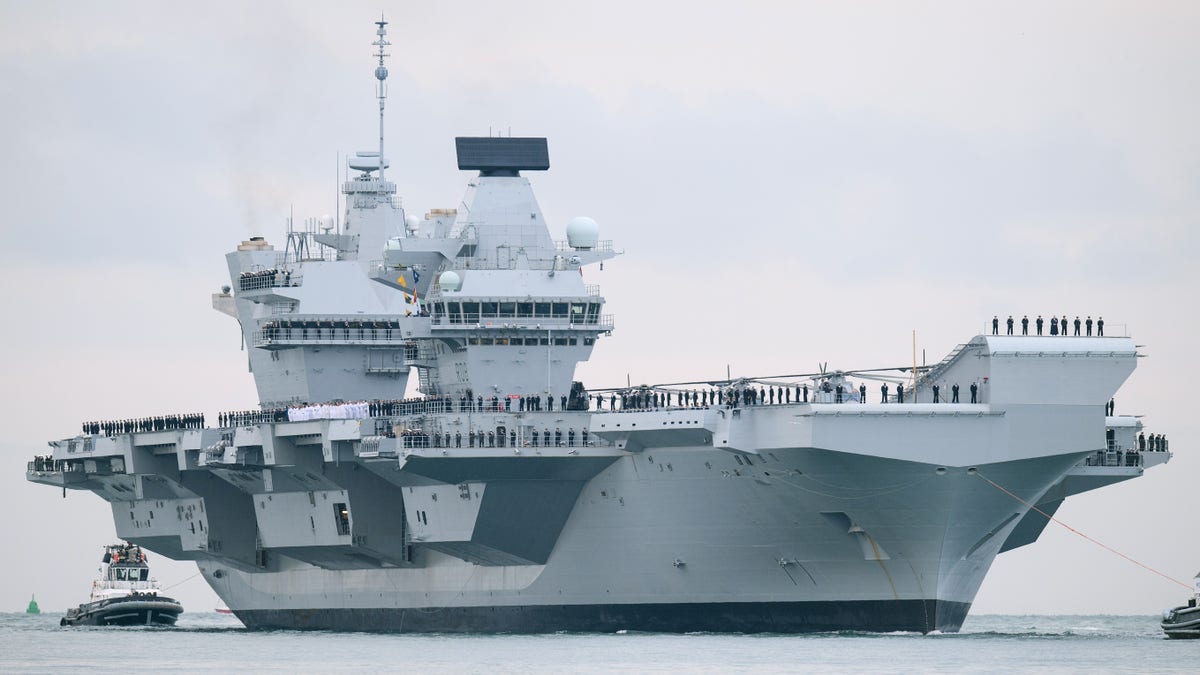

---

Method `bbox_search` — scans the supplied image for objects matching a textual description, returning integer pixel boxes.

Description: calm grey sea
[1,612,1192,673]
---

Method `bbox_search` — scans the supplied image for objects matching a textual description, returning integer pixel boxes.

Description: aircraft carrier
[26,20,1172,633]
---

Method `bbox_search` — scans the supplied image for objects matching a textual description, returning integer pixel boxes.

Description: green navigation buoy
[26,594,40,614]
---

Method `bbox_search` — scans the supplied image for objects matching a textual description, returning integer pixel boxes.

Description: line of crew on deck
[82,413,205,436]
[29,455,59,471]
[1139,432,1169,452]
[81,377,1001,442]
[994,315,1105,336]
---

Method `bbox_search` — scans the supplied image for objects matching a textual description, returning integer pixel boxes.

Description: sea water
[1,612,1191,673]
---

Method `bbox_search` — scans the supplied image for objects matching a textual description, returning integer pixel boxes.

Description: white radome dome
[405,215,420,233]
[439,270,462,292]
[566,216,599,249]
[319,214,335,231]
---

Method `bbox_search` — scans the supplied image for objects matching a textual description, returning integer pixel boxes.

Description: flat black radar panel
[456,137,550,176]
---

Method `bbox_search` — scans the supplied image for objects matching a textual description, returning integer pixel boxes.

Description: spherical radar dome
[439,270,462,292]
[566,216,600,250]
[405,215,420,233]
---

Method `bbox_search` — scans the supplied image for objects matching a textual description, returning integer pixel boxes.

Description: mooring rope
[162,571,203,591]
[974,469,1190,590]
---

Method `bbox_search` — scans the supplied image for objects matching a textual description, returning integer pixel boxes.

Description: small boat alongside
[60,543,183,627]
[1161,572,1200,639]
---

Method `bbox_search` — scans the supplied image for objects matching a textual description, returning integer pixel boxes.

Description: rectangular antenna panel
[456,137,550,172]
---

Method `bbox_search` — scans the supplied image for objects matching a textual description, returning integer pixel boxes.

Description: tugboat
[1161,572,1200,639]
[60,543,183,627]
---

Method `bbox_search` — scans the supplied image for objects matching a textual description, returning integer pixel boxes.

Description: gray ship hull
[196,442,1088,633]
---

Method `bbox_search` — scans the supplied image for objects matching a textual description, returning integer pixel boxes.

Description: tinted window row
[434,301,603,324]
[467,336,595,346]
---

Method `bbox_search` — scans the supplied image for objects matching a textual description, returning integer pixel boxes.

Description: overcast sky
[1,1,1197,616]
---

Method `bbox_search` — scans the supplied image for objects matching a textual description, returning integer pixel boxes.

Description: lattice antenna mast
[372,16,391,183]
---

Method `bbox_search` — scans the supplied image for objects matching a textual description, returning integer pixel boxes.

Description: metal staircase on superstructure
[918,342,969,388]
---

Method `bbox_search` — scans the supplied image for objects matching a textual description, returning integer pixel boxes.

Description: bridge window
[463,302,480,323]
[552,303,568,318]
[570,303,586,320]
[499,302,516,317]
[517,302,533,318]
[481,302,498,318]
[333,503,351,535]
[535,302,551,317]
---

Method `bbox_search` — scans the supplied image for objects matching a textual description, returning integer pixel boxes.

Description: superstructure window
[481,302,498,318]
[499,302,516,317]
[535,302,551,317]
[552,303,568,318]
[517,302,533,318]
[333,503,351,536]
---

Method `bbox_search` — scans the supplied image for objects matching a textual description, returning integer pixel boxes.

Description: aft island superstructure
[26,20,1172,633]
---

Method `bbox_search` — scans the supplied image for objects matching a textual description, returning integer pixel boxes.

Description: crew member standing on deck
[1036,315,1044,335]
[1007,315,1014,335]
[1097,317,1104,336]
[1021,315,1029,335]
[1086,316,1093,336]
[952,383,960,403]
[992,316,999,334]
[970,382,978,403]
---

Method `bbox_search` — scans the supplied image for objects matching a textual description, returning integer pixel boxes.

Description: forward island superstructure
[26,20,1172,633]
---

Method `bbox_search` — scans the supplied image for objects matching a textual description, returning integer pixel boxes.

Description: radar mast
[373,16,391,183]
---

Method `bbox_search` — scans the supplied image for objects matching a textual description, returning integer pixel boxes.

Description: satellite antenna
[373,15,391,183]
